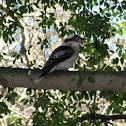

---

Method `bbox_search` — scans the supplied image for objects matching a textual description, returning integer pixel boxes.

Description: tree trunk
[0,67,126,92]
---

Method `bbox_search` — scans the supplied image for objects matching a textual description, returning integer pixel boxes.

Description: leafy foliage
[0,0,126,125]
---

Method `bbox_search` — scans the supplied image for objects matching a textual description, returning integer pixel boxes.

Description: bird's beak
[78,37,87,42]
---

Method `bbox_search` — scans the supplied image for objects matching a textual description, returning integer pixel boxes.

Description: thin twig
[9,108,29,120]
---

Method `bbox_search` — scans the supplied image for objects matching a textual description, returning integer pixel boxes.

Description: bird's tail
[33,66,52,83]
[33,75,44,83]
[33,70,46,83]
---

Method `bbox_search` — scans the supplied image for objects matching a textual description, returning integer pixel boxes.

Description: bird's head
[62,34,86,47]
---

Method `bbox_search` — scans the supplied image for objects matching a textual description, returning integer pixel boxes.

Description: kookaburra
[33,34,86,83]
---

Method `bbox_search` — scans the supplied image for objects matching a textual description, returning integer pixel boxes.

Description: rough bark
[0,67,126,92]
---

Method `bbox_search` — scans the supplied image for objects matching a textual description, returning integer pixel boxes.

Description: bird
[33,34,86,83]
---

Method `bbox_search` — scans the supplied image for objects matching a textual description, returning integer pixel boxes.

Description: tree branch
[79,113,126,122]
[0,67,126,92]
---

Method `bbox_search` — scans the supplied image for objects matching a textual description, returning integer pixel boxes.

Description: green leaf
[118,27,123,36]
[124,53,126,59]
[20,57,23,63]
[13,59,16,64]
[25,0,30,4]
[0,94,3,98]
[120,57,124,64]
[0,102,10,114]
[16,118,22,125]
[112,58,119,64]
[37,41,41,44]
[99,90,115,98]
[17,0,22,4]
[10,115,15,122]
[124,28,126,34]
[0,115,3,118]
[6,92,18,105]
[24,99,28,105]
[112,102,118,109]
[11,92,18,97]
[106,105,112,114]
